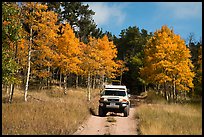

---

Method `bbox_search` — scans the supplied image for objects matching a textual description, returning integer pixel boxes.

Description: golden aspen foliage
[80,36,100,76]
[113,60,129,79]
[57,23,82,75]
[17,38,29,70]
[80,35,118,78]
[32,5,59,78]
[19,2,59,79]
[97,35,118,78]
[141,25,195,92]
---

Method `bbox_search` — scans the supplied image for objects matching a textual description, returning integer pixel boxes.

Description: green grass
[135,91,202,135]
[2,87,100,135]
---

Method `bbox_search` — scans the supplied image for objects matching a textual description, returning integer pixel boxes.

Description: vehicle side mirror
[128,94,131,98]
[127,89,130,93]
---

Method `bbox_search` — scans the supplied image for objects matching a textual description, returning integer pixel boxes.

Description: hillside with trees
[2,2,202,135]
[2,2,202,103]
[2,2,125,103]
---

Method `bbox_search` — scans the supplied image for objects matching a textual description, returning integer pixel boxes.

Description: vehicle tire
[127,105,130,116]
[124,106,129,117]
[99,106,106,117]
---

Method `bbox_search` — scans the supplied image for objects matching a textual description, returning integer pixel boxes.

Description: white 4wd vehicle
[98,85,130,117]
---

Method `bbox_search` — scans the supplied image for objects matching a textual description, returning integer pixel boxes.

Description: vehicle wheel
[99,106,106,117]
[124,106,129,117]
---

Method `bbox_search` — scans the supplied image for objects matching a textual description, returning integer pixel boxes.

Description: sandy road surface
[73,107,138,135]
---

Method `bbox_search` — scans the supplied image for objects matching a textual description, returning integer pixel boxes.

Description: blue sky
[84,2,202,43]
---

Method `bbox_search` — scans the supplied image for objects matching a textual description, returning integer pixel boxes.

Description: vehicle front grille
[108,99,119,102]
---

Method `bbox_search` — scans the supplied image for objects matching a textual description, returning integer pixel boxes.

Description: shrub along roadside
[2,87,99,135]
[135,91,202,135]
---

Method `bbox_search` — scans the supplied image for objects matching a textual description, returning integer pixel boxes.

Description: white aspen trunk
[105,77,107,84]
[87,72,91,101]
[6,85,9,95]
[9,84,13,102]
[76,75,78,88]
[157,84,162,96]
[102,74,105,85]
[64,75,67,95]
[99,75,103,89]
[47,66,50,89]
[9,84,14,103]
[166,93,169,101]
[120,72,122,85]
[169,84,172,100]
[25,49,31,102]
[173,80,176,100]
[92,75,96,89]
[25,26,33,102]
[90,75,92,89]
[39,79,42,90]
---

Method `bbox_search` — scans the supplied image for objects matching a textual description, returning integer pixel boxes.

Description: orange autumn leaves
[56,24,124,78]
[140,25,195,91]
[17,2,124,79]
[80,35,124,78]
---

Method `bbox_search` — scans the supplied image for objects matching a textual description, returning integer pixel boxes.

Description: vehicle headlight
[120,99,128,103]
[100,98,107,101]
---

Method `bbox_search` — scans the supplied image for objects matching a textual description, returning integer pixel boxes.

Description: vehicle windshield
[103,90,126,96]
[105,88,126,90]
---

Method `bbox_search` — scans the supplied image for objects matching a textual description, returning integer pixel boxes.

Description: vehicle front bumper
[99,101,129,112]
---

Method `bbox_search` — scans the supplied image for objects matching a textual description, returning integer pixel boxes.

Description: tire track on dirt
[73,107,138,135]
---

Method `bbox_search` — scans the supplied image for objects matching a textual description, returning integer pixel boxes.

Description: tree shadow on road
[89,107,97,116]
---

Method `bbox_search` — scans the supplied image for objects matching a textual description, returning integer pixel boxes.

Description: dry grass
[2,86,100,135]
[135,91,202,135]
[107,116,117,123]
[87,88,101,116]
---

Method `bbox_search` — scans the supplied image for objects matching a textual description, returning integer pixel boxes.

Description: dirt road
[73,107,138,135]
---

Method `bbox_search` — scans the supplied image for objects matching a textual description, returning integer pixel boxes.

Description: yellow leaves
[17,2,62,79]
[16,3,120,80]
[142,25,195,92]
[3,21,11,26]
[24,2,47,11]
[35,11,41,17]
[155,73,172,84]
[56,22,82,75]
[35,2,48,10]
[160,60,172,67]
[157,32,162,37]
[80,35,118,77]
[32,69,51,78]
[113,60,128,77]
[155,52,166,60]
[18,38,29,50]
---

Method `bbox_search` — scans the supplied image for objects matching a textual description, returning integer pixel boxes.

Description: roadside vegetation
[2,2,202,135]
[135,90,202,135]
[2,87,100,135]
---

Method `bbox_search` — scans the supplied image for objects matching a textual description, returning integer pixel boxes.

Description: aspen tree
[20,2,59,101]
[57,23,82,94]
[141,25,195,101]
